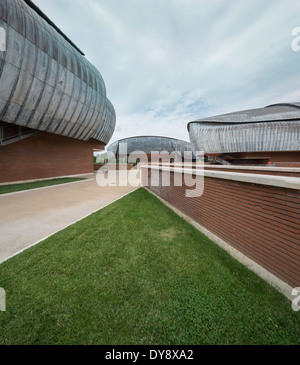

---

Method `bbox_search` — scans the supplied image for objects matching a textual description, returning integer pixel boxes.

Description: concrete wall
[0,132,104,183]
[141,164,300,297]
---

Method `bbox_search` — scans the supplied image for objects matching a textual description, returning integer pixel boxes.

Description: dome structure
[107,135,194,161]
[188,103,300,165]
[0,0,115,146]
[0,0,116,182]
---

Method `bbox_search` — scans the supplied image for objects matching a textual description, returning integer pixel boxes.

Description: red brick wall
[143,168,300,288]
[0,132,105,183]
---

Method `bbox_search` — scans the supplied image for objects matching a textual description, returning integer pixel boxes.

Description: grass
[0,177,87,195]
[0,188,299,345]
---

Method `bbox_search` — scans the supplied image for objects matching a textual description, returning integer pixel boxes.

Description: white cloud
[33,0,300,146]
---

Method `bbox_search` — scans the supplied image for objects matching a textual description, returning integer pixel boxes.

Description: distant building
[188,103,300,166]
[0,0,116,183]
[107,136,194,163]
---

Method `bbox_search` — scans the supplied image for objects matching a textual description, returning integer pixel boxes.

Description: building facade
[0,0,116,183]
[188,103,300,166]
[107,135,194,163]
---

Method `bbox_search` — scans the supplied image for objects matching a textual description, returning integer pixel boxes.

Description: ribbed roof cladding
[187,102,300,154]
[188,103,300,129]
[0,0,116,145]
[107,136,193,155]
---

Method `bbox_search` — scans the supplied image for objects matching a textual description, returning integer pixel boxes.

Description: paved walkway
[0,172,139,263]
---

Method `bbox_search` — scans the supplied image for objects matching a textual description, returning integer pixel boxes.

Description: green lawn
[0,188,299,345]
[0,177,87,195]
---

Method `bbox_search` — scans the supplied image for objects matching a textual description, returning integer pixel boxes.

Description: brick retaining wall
[141,165,300,292]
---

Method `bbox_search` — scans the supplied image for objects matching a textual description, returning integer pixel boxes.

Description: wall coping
[158,163,300,173]
[140,164,300,191]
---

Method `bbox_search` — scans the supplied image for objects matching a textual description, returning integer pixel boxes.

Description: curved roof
[188,103,300,154]
[0,0,115,144]
[93,98,116,143]
[107,136,193,155]
[188,103,300,129]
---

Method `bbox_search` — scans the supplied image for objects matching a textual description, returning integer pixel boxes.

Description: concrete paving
[0,172,139,263]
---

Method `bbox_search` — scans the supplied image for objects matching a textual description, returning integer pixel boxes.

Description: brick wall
[0,132,105,183]
[207,151,300,165]
[143,167,300,289]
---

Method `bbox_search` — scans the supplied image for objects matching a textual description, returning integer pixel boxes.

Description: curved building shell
[107,136,193,159]
[188,103,300,165]
[0,0,115,144]
[0,0,116,183]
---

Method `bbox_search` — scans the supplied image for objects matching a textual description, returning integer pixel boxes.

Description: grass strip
[0,177,87,195]
[0,188,299,344]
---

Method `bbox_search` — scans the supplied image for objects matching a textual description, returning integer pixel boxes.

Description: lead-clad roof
[0,0,115,144]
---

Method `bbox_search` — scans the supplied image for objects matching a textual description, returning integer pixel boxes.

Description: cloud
[33,0,300,145]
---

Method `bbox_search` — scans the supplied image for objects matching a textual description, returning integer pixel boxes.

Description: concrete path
[0,172,139,263]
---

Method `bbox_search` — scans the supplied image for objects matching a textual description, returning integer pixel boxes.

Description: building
[0,0,116,183]
[188,103,300,166]
[141,104,300,296]
[107,135,194,163]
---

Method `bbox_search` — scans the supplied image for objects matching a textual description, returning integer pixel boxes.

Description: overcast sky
[34,0,300,146]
